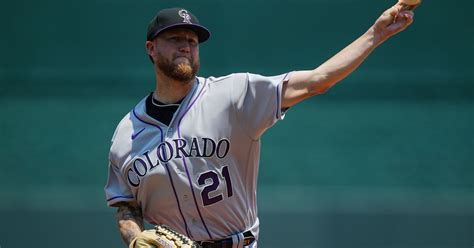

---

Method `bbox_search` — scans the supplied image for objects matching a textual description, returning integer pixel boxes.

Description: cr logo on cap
[178,9,192,24]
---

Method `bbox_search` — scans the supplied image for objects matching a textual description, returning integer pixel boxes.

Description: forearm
[115,202,145,245]
[282,3,415,108]
[282,28,380,108]
[302,4,415,95]
[309,27,381,93]
[118,219,143,245]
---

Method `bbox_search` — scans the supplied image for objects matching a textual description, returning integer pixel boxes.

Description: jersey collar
[133,77,203,127]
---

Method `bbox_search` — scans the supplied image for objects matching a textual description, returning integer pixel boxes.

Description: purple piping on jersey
[132,108,191,237]
[107,195,134,202]
[176,79,214,240]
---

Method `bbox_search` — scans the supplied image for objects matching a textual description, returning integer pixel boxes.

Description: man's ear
[145,40,156,63]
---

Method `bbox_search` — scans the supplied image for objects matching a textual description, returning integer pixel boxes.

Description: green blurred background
[1,0,473,247]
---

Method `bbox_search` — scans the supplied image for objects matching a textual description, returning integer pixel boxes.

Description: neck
[154,70,195,104]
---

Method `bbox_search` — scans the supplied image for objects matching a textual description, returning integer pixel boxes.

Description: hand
[372,2,419,43]
[129,225,201,248]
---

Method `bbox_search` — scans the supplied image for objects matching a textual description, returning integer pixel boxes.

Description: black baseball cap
[146,8,211,43]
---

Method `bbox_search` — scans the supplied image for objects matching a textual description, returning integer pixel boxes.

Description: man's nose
[178,41,191,53]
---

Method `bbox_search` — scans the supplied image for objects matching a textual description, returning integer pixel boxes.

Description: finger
[388,11,414,34]
[387,4,404,24]
[400,10,415,19]
[379,4,411,26]
[409,3,421,10]
[394,1,405,8]
[389,4,404,16]
[403,13,414,25]
[403,2,421,10]
[379,5,400,24]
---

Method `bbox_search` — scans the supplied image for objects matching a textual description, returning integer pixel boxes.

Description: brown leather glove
[129,225,201,248]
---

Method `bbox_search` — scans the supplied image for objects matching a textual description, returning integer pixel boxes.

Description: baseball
[399,0,421,6]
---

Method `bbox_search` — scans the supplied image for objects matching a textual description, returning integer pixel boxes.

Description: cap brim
[150,23,211,43]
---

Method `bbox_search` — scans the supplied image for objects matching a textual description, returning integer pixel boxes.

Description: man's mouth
[175,55,191,60]
[174,56,191,63]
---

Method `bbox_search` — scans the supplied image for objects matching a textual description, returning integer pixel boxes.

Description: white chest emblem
[178,9,192,24]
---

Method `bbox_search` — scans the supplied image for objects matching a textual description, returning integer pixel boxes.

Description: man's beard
[156,54,199,82]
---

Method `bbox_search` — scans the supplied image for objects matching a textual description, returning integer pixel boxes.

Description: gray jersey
[105,72,291,242]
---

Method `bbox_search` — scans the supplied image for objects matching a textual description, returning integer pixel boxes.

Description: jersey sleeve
[232,72,292,140]
[104,112,136,207]
[104,160,135,207]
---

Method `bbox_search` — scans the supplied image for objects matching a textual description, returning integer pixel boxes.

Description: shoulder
[109,111,134,162]
[199,73,249,86]
[109,97,148,165]
[197,74,250,105]
[111,111,133,143]
[200,73,250,97]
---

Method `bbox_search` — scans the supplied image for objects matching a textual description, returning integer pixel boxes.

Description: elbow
[307,83,331,96]
[306,72,333,96]
[316,86,331,95]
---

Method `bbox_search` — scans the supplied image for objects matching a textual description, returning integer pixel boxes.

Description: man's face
[149,28,200,82]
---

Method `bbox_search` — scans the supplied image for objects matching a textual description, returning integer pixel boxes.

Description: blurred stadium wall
[0,0,472,247]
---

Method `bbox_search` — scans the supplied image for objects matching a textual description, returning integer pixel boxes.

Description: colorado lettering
[127,137,230,187]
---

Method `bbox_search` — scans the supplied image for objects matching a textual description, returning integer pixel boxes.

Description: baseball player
[105,3,419,248]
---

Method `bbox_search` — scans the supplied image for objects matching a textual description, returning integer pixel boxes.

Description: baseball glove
[129,225,201,248]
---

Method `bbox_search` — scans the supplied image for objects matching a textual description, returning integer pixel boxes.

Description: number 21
[198,166,233,206]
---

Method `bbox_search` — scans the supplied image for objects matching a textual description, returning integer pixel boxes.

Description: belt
[198,231,255,248]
